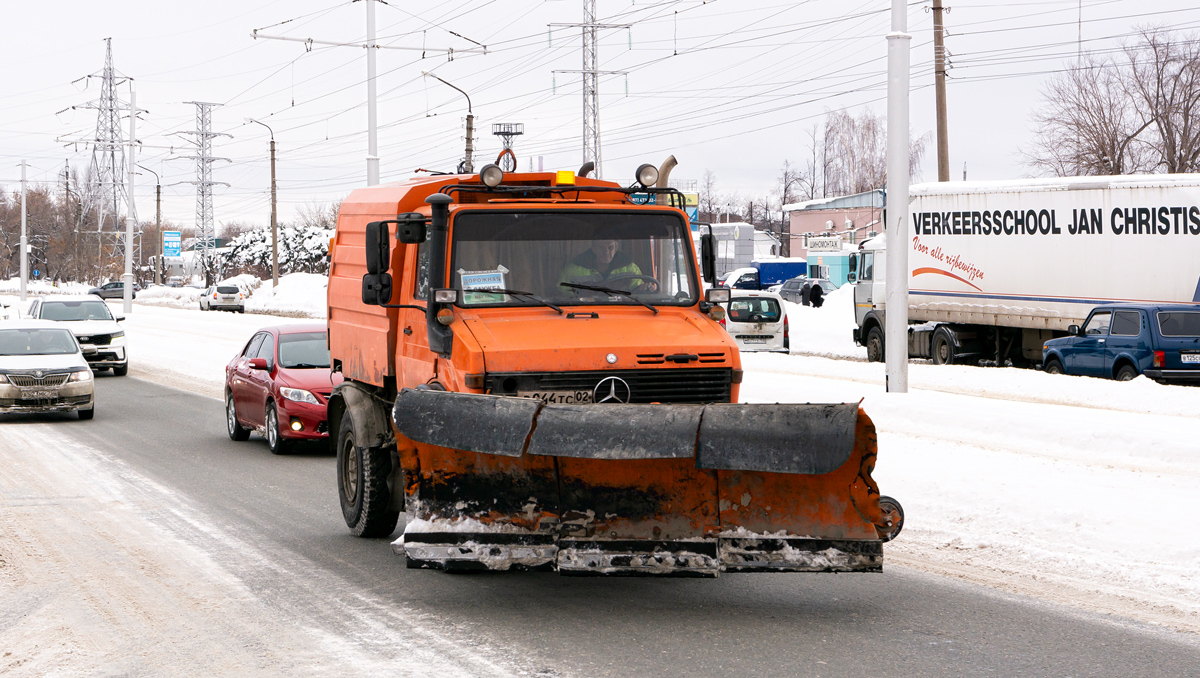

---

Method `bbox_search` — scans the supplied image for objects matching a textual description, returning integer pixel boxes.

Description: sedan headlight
[69,369,93,382]
[280,387,320,405]
[0,374,9,384]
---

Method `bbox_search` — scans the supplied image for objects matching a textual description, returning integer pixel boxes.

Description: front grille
[484,368,732,404]
[7,373,70,387]
[76,334,110,346]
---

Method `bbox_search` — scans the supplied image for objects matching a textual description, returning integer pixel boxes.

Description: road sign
[32,269,40,278]
[162,231,182,257]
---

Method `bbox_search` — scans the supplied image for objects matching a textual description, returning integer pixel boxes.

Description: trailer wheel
[877,496,904,542]
[931,328,957,365]
[1044,358,1064,375]
[337,413,400,538]
[865,327,885,362]
[1115,364,1138,381]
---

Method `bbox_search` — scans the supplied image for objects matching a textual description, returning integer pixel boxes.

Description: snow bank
[782,285,861,359]
[245,273,327,318]
[0,277,92,297]
[137,285,207,309]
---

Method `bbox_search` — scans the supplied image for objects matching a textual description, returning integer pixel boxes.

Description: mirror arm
[380,304,427,311]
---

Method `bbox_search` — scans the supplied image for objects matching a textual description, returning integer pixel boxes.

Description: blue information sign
[162,231,182,257]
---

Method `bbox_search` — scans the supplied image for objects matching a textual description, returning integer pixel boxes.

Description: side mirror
[700,233,716,284]
[362,272,393,305]
[705,288,731,304]
[249,358,268,370]
[846,254,858,283]
[116,315,125,322]
[1067,324,1081,336]
[364,221,391,275]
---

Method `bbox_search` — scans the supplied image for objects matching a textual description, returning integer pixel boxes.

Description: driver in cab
[559,238,658,293]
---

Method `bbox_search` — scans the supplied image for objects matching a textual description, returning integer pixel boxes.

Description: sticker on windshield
[458,265,509,304]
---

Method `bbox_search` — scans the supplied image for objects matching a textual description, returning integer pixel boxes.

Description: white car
[722,289,788,352]
[0,319,95,419]
[26,295,129,376]
[200,285,246,312]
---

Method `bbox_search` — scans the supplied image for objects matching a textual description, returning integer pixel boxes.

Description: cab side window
[243,332,266,358]
[860,253,874,282]
[256,334,276,369]
[413,241,431,301]
[1084,311,1112,336]
[1110,311,1141,336]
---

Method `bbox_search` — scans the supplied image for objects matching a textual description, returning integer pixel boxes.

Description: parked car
[724,267,762,290]
[200,285,246,312]
[778,277,836,304]
[26,295,128,375]
[88,280,138,300]
[1042,304,1200,384]
[0,320,95,419]
[225,324,342,454]
[721,290,788,352]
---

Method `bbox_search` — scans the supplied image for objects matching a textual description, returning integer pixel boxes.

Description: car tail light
[784,315,789,338]
[1154,350,1165,368]
[213,293,218,299]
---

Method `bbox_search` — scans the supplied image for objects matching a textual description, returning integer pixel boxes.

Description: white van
[723,290,788,352]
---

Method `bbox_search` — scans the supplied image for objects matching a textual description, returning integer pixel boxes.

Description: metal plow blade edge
[392,389,902,576]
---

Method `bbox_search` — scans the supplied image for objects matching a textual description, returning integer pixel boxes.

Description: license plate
[518,390,594,404]
[22,390,57,399]
[1182,354,1200,364]
[740,336,769,344]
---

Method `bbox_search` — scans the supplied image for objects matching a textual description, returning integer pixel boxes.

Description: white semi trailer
[850,175,1200,366]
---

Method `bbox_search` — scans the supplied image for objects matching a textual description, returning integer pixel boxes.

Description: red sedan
[224,323,342,454]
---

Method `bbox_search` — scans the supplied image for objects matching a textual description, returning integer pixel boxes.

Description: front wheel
[112,363,128,377]
[1044,358,1064,375]
[337,414,400,538]
[266,402,289,455]
[78,405,95,420]
[865,326,885,363]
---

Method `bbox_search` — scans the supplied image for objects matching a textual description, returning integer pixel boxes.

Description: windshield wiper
[285,363,328,369]
[559,282,658,314]
[473,288,564,315]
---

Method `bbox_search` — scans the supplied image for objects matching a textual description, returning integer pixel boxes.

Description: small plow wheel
[877,496,904,543]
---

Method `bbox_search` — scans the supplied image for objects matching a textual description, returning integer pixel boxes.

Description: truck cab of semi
[848,235,887,362]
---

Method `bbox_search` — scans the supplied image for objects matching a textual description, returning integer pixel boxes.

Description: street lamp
[421,71,474,174]
[137,164,163,285]
[245,118,279,286]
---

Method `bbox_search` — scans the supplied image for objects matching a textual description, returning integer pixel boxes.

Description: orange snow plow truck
[325,161,903,576]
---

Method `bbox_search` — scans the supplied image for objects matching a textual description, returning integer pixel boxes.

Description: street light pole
[123,91,138,315]
[19,160,28,302]
[247,118,279,286]
[885,0,912,393]
[138,164,162,285]
[422,71,474,174]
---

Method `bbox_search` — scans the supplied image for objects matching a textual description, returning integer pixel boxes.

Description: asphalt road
[40,375,1200,677]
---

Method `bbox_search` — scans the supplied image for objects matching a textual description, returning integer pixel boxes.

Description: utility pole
[550,2,630,179]
[139,164,162,285]
[19,161,28,302]
[246,118,278,285]
[123,91,138,315]
[252,4,485,186]
[886,0,912,393]
[933,0,950,182]
[422,72,475,173]
[180,102,230,286]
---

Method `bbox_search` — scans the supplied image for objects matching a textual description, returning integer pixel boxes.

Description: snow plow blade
[392,389,901,576]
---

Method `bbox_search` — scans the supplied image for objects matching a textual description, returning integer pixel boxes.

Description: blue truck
[751,259,808,288]
[1042,304,1200,384]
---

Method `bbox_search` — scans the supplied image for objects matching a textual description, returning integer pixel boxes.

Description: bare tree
[698,170,719,222]
[1125,29,1200,173]
[1024,53,1154,176]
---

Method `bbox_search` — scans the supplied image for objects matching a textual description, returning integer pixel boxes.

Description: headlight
[110,331,125,339]
[69,370,93,382]
[280,387,320,405]
[0,374,8,384]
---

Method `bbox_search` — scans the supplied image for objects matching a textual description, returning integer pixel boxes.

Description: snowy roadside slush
[110,292,1200,634]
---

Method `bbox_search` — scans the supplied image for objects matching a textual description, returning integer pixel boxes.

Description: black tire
[112,363,128,377]
[1044,358,1064,375]
[226,392,250,441]
[337,413,400,538]
[931,328,956,365]
[265,402,289,455]
[1115,364,1138,382]
[78,405,95,420]
[865,326,885,363]
[877,496,904,543]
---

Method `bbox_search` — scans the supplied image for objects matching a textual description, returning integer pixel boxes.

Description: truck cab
[848,235,887,361]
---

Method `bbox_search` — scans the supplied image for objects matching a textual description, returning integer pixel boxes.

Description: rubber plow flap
[392,389,540,457]
[697,403,858,475]
[526,404,703,459]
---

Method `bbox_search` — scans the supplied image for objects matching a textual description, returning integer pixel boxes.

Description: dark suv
[1042,304,1200,384]
[88,281,138,300]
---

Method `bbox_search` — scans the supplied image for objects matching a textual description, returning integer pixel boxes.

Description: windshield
[40,300,113,321]
[278,331,330,369]
[450,210,697,308]
[728,298,782,323]
[0,329,79,356]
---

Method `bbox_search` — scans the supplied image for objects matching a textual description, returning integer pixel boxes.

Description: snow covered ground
[3,282,1197,633]
[134,273,329,318]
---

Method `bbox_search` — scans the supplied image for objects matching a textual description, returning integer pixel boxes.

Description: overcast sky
[3,0,1199,230]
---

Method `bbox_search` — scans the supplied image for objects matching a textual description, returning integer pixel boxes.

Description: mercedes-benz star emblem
[593,376,631,404]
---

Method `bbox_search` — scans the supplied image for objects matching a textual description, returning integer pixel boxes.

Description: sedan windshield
[278,332,330,369]
[0,329,79,356]
[40,300,113,321]
[450,211,697,308]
